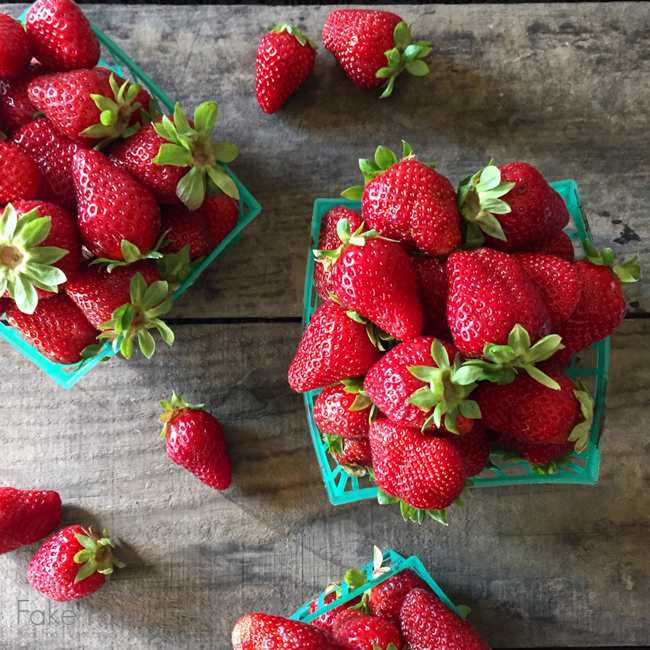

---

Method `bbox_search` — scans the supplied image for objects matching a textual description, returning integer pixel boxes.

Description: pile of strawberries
[0,0,241,366]
[232,548,489,649]
[289,141,641,523]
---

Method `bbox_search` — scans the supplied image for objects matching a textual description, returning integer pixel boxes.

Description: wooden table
[1,4,649,649]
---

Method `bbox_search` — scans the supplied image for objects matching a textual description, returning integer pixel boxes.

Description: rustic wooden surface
[0,3,649,650]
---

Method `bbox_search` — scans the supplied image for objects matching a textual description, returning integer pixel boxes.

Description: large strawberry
[256,25,316,114]
[400,588,489,650]
[0,64,45,135]
[72,148,161,260]
[0,14,32,79]
[288,299,382,392]
[344,142,461,257]
[458,160,570,251]
[25,0,100,71]
[368,568,432,625]
[109,102,239,210]
[323,10,430,97]
[317,218,424,340]
[332,608,403,650]
[0,141,41,204]
[314,379,374,439]
[0,487,61,554]
[411,256,452,341]
[28,526,125,602]
[526,229,575,262]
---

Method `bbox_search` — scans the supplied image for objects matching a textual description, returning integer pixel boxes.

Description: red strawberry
[288,299,382,392]
[202,194,239,247]
[161,205,213,261]
[515,252,581,327]
[321,219,424,340]
[447,247,551,357]
[491,429,574,468]
[0,140,40,203]
[332,608,403,650]
[368,569,432,625]
[458,161,570,252]
[28,525,125,602]
[308,589,362,633]
[0,297,9,315]
[314,380,373,439]
[331,436,373,472]
[232,613,347,650]
[411,256,452,341]
[0,487,61,554]
[0,64,45,135]
[72,148,161,260]
[323,11,430,96]
[369,419,466,520]
[400,588,489,650]
[436,422,490,478]
[554,243,641,355]
[25,0,100,72]
[315,206,365,300]
[0,14,32,79]
[526,229,575,262]
[9,118,83,210]
[160,392,231,490]
[7,293,99,364]
[256,25,316,114]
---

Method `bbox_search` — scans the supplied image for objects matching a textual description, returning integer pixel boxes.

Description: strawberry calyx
[457,160,515,247]
[73,527,126,583]
[377,487,450,525]
[0,204,68,314]
[271,24,317,49]
[314,219,380,268]
[342,546,389,611]
[340,377,379,422]
[375,23,431,98]
[406,339,482,434]
[97,273,174,359]
[152,102,240,210]
[568,379,594,452]
[464,324,565,390]
[159,391,204,438]
[156,244,205,290]
[582,240,642,285]
[90,233,167,273]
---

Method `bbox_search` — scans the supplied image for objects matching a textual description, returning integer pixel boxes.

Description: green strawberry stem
[156,244,205,290]
[91,233,167,273]
[582,240,642,284]
[568,379,594,452]
[73,527,126,583]
[271,24,317,49]
[377,487,449,525]
[159,391,205,438]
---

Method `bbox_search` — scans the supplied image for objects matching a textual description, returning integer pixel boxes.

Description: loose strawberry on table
[0,14,32,80]
[0,141,41,204]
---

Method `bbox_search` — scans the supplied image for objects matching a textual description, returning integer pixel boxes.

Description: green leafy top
[314,218,381,265]
[159,391,204,438]
[0,204,68,314]
[457,160,515,247]
[153,102,240,210]
[155,244,205,290]
[583,240,642,285]
[568,379,594,452]
[271,24,317,49]
[73,527,126,583]
[90,236,165,273]
[342,546,389,611]
[375,22,431,98]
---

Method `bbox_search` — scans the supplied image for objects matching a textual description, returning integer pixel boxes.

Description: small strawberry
[25,0,100,72]
[526,229,575,262]
[0,14,32,79]
[490,429,574,471]
[435,422,490,478]
[314,379,375,439]
[400,588,489,650]
[316,219,424,340]
[28,525,125,602]
[288,299,382,392]
[368,568,432,625]
[0,487,61,554]
[0,64,45,135]
[411,256,452,341]
[202,194,239,247]
[343,142,461,257]
[329,435,373,476]
[323,10,431,97]
[161,205,213,261]
[109,102,239,210]
[458,160,570,251]
[256,25,316,114]
[0,140,41,204]
[160,392,232,490]
[332,608,403,650]
[72,148,161,260]
[308,587,362,634]
[0,297,9,314]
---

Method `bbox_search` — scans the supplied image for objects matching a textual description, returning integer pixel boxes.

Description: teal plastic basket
[1,13,261,389]
[303,180,609,504]
[291,548,461,622]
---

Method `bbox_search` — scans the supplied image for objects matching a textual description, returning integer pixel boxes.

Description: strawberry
[344,142,461,257]
[0,64,45,135]
[317,219,424,340]
[9,119,82,210]
[0,14,32,80]
[7,293,99,364]
[161,205,213,261]
[288,299,382,392]
[109,102,239,210]
[369,419,466,522]
[458,161,570,251]
[308,588,362,633]
[436,422,490,478]
[28,525,125,602]
[400,588,489,650]
[330,435,373,475]
[526,229,575,262]
[554,243,642,355]
[232,613,347,650]
[314,379,374,439]
[256,25,316,114]
[0,297,9,315]
[364,337,480,434]
[0,141,40,204]
[332,608,403,650]
[447,247,551,357]
[25,0,100,72]
[411,256,452,341]
[72,148,161,260]
[368,568,432,625]
[323,10,431,97]
[160,392,232,490]
[202,194,239,247]
[490,429,574,470]
[0,487,61,554]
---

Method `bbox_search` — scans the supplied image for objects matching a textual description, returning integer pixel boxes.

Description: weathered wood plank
[0,320,648,648]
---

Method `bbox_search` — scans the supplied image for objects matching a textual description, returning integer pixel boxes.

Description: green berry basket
[0,11,261,389]
[302,180,609,505]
